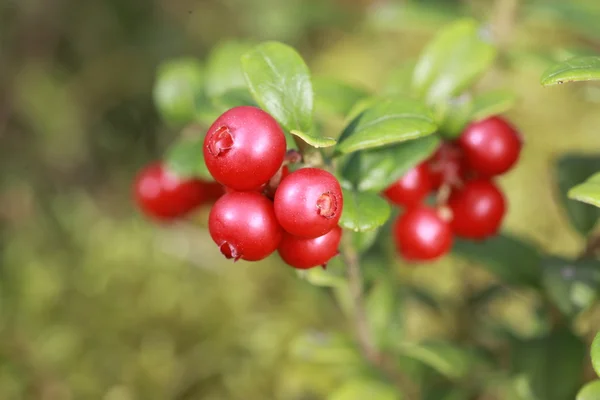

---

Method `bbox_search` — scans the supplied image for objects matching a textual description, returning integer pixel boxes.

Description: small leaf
[296,266,346,288]
[510,328,586,400]
[542,257,600,317]
[241,41,313,134]
[339,189,391,232]
[412,19,496,106]
[335,98,437,155]
[205,41,255,98]
[437,95,474,139]
[577,380,600,400]
[211,88,257,112]
[541,56,600,86]
[290,129,336,148]
[350,229,380,254]
[555,155,600,235]
[398,341,475,380]
[591,331,600,377]
[343,135,441,192]
[328,379,401,400]
[470,90,518,122]
[569,172,600,209]
[164,126,212,180]
[453,234,542,287]
[313,76,370,117]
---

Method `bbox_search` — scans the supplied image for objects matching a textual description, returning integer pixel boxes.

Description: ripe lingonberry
[278,226,342,269]
[383,163,432,207]
[203,106,287,191]
[274,168,343,238]
[134,162,212,221]
[458,116,522,177]
[393,206,453,261]
[448,179,506,240]
[208,191,282,261]
[426,142,469,189]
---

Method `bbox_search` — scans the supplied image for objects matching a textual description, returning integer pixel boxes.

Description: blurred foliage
[3,0,600,398]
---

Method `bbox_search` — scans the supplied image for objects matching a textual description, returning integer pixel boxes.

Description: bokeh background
[2,0,600,398]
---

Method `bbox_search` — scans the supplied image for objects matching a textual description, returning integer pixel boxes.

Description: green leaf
[313,76,370,117]
[296,265,346,288]
[510,328,585,400]
[453,234,542,287]
[153,58,205,125]
[569,172,600,209]
[205,41,255,98]
[342,135,440,192]
[470,90,518,122]
[365,279,401,349]
[412,19,496,106]
[241,41,313,133]
[335,98,437,155]
[328,379,401,400]
[210,88,257,112]
[163,125,212,180]
[541,56,600,86]
[437,95,474,139]
[542,257,600,317]
[591,331,600,377]
[398,341,475,380]
[577,380,600,400]
[290,129,336,148]
[555,155,600,235]
[339,188,391,232]
[288,331,362,365]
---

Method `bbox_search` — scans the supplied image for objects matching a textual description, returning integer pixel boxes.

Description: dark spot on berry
[316,192,338,219]
[219,241,241,261]
[207,126,234,157]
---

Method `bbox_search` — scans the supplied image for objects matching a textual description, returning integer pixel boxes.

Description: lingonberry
[458,116,522,177]
[393,206,453,261]
[208,191,282,261]
[448,178,506,240]
[134,162,211,221]
[278,226,342,269]
[383,163,432,207]
[203,106,287,191]
[274,168,343,238]
[426,142,469,189]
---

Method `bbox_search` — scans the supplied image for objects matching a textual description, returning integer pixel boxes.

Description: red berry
[426,142,469,189]
[134,162,209,221]
[383,163,432,207]
[448,179,506,240]
[278,226,342,269]
[458,116,522,177]
[274,168,343,238]
[203,106,287,191]
[208,191,282,261]
[393,206,453,261]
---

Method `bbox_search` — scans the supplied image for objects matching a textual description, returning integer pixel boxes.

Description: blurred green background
[2,0,600,398]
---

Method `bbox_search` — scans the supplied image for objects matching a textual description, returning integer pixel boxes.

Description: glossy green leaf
[569,172,600,209]
[290,129,336,148]
[542,257,600,317]
[510,328,585,400]
[328,379,401,400]
[241,41,313,133]
[412,19,496,105]
[541,56,600,86]
[470,90,518,122]
[313,76,370,117]
[164,126,212,180]
[437,95,473,139]
[592,331,600,377]
[342,135,440,192]
[453,234,542,287]
[350,229,380,254]
[398,341,475,380]
[153,58,205,125]
[577,380,600,400]
[339,188,391,232]
[205,41,255,98]
[335,98,437,155]
[555,155,600,235]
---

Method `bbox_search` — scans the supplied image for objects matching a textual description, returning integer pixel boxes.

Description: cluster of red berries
[383,116,522,262]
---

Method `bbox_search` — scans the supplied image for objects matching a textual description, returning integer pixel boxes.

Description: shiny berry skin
[458,116,522,177]
[203,106,287,191]
[278,226,342,269]
[448,179,506,240]
[274,168,343,238]
[426,142,469,190]
[208,191,282,261]
[134,162,210,221]
[393,206,453,261]
[383,163,432,207]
